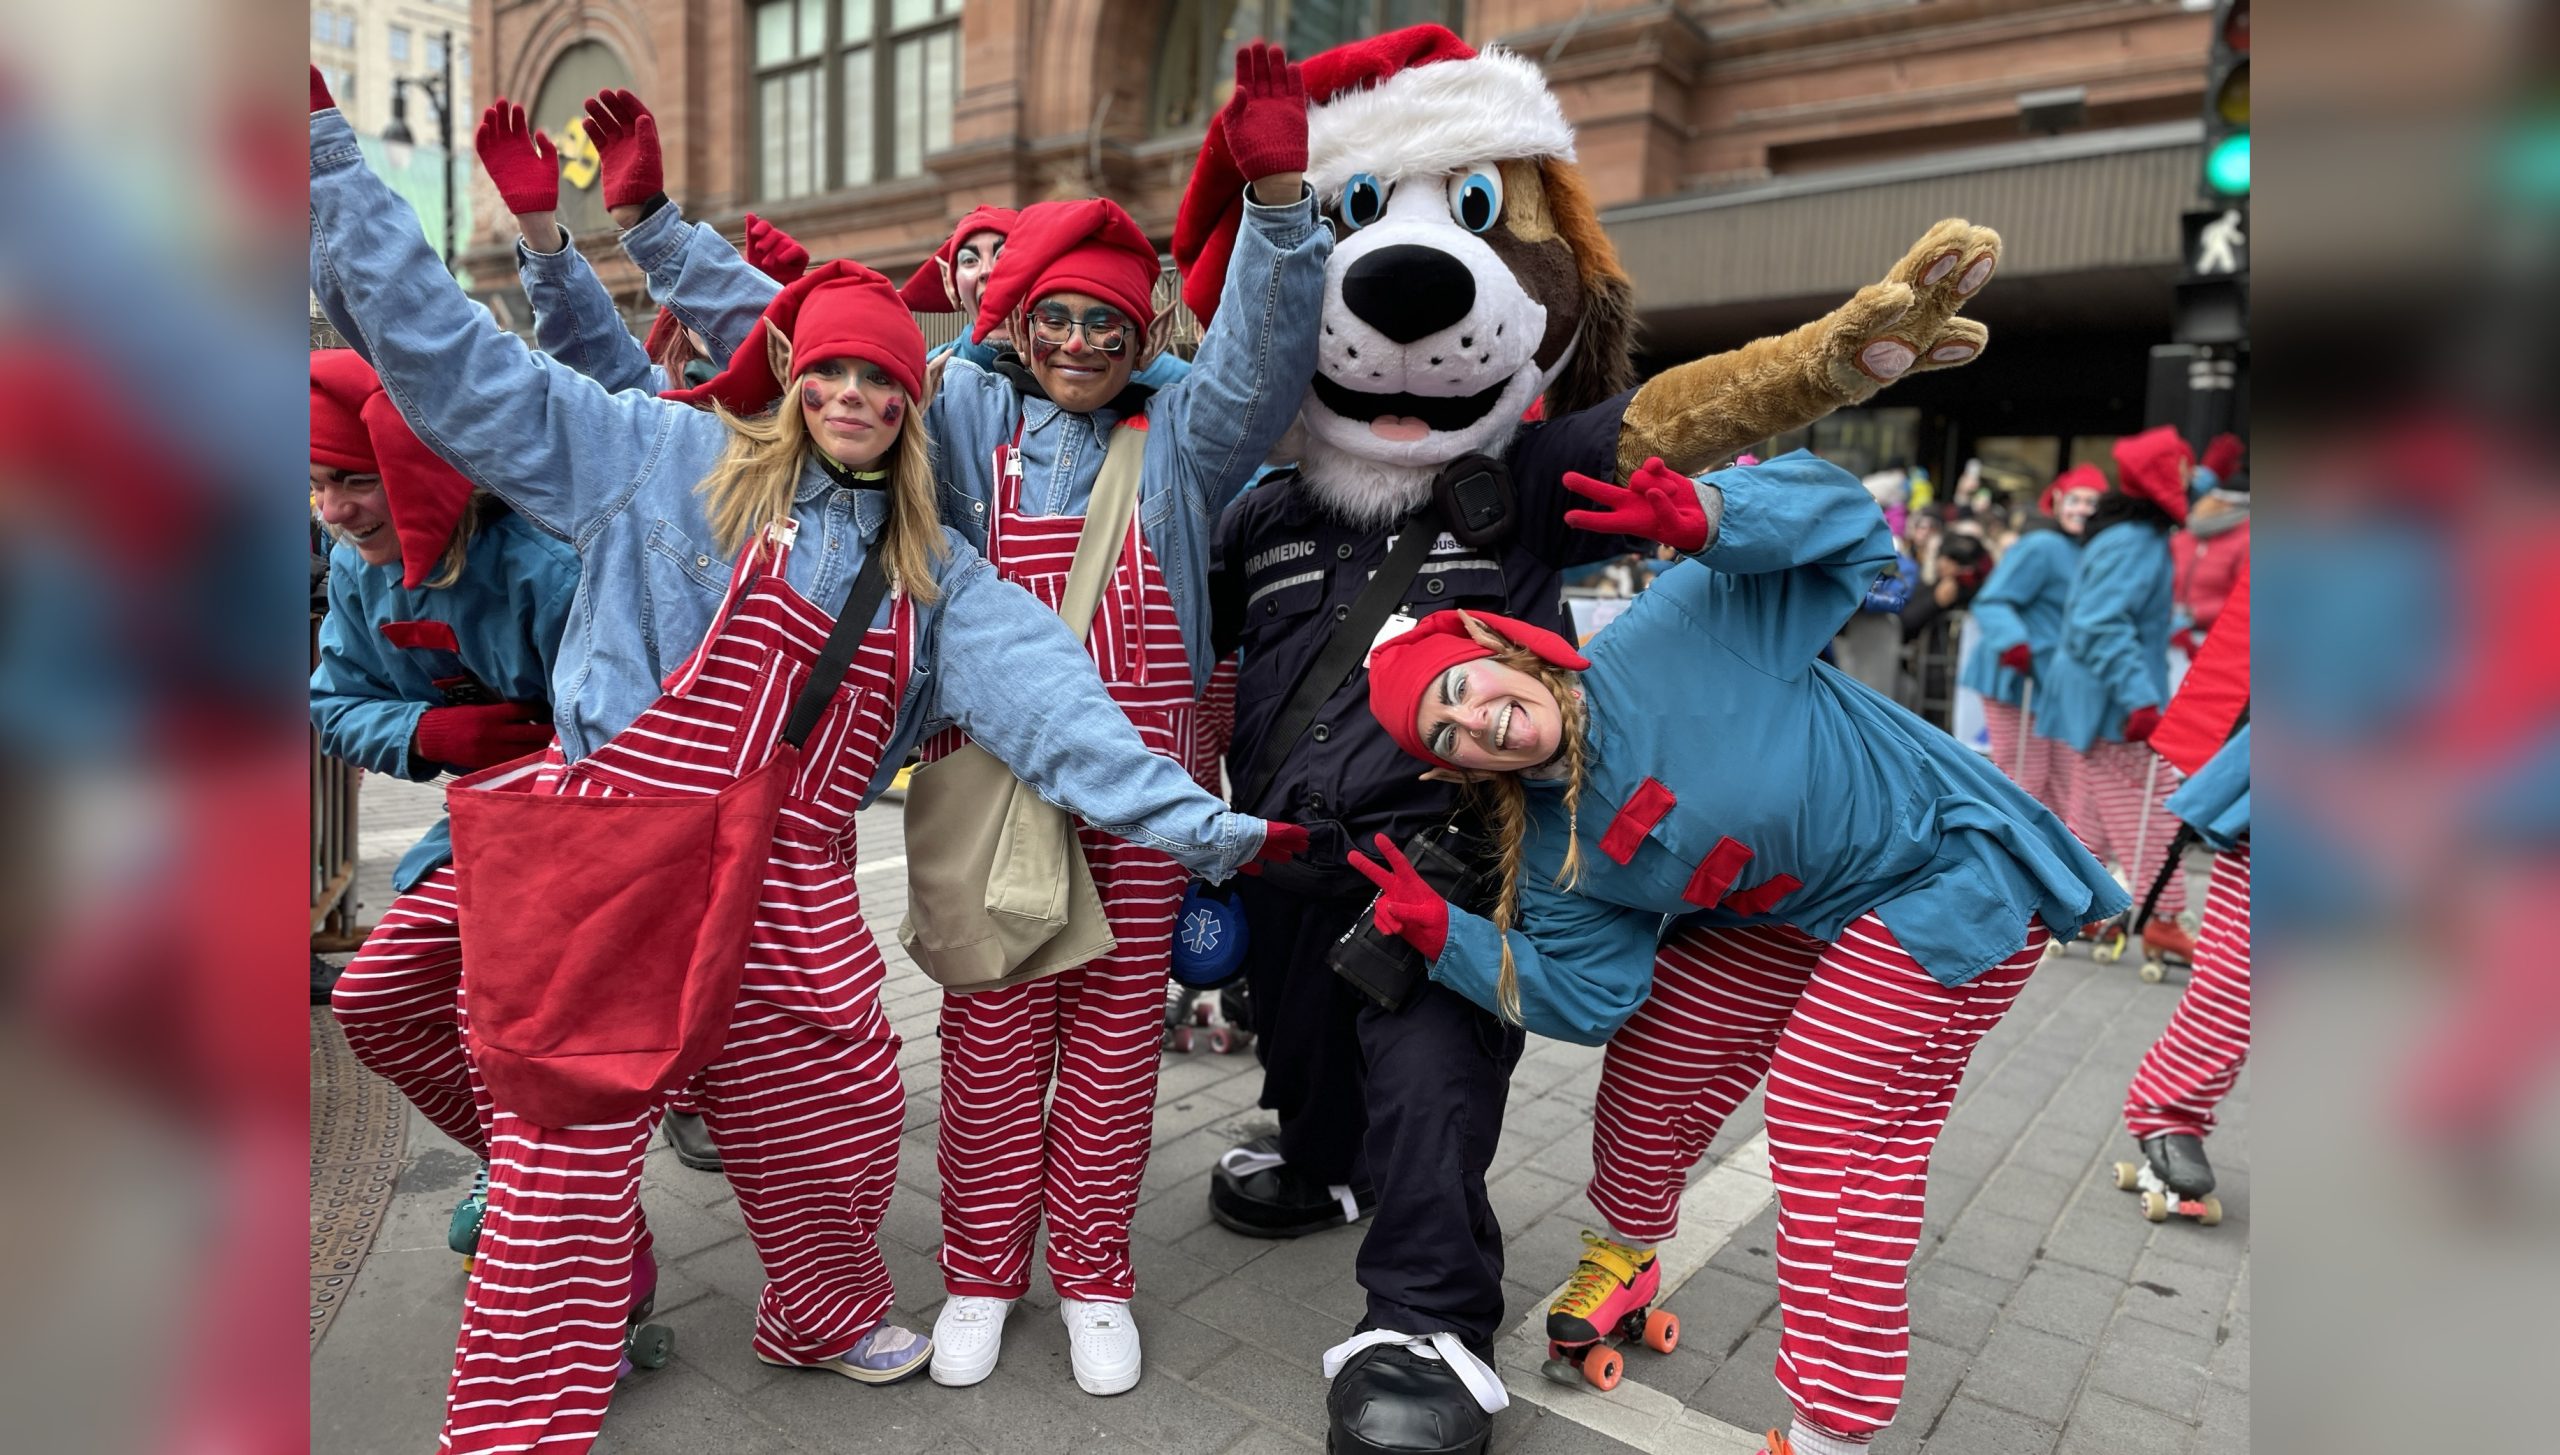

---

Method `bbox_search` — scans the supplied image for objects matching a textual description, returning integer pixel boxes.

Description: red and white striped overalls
[929,424,1203,1304]
[332,864,490,1157]
[1982,698,2068,818]
[2125,843,2251,1139]
[437,533,915,1454]
[1588,915,2049,1443]
[2073,739,2188,918]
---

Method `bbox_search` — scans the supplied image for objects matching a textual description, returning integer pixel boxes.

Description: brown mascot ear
[1537,158,1637,418]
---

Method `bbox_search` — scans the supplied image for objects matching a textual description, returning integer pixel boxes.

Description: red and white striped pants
[1982,699,2068,817]
[2124,844,2252,1139]
[934,829,1187,1301]
[2072,739,2187,917]
[332,865,491,1156]
[1588,916,2046,1442]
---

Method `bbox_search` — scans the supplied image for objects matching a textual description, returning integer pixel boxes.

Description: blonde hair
[1449,613,1592,1026]
[423,489,496,589]
[697,370,946,604]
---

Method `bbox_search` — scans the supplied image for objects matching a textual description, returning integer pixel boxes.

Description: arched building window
[753,0,964,200]
[1152,1,1462,136]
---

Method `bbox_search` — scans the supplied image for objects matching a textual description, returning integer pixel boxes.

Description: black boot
[664,1111,723,1173]
[1210,1134,1378,1239]
[2141,1133,2214,1197]
[1327,1339,1494,1455]
[311,954,343,1006]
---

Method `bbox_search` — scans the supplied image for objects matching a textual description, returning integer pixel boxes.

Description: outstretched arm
[1436,878,1660,1047]
[1631,452,1897,677]
[308,571,431,781]
[1616,219,2000,482]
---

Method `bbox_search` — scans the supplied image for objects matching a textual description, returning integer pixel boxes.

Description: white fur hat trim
[1306,47,1576,197]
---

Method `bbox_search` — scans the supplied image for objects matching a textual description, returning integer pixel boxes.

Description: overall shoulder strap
[1056,419,1148,641]
[782,546,895,750]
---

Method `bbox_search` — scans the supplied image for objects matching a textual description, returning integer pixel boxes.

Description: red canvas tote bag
[446,533,892,1127]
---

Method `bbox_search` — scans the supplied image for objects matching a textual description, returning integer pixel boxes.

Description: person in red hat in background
[903,204,1202,394]
[315,70,1304,1452]
[311,348,580,1257]
[2170,430,2249,660]
[2036,426,2200,959]
[1961,462,2104,816]
[1349,453,2123,1455]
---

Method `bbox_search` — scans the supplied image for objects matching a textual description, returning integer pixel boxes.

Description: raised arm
[621,201,783,366]
[924,539,1273,881]
[309,91,691,544]
[2064,526,2167,720]
[518,232,660,395]
[1154,186,1325,517]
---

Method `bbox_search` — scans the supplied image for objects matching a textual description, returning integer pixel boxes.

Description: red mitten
[474,99,560,217]
[2201,432,2245,483]
[743,213,811,285]
[1562,456,1708,552]
[1347,833,1451,962]
[581,88,664,210]
[310,65,335,114]
[1998,643,2034,676]
[2122,705,2163,743]
[2171,627,2200,658]
[1219,41,1307,184]
[415,701,552,771]
[1240,820,1310,876]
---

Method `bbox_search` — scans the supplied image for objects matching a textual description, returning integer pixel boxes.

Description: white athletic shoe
[1060,1297,1142,1396]
[929,1295,1014,1387]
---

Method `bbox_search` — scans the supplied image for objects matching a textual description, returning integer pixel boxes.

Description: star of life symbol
[2195,210,2245,275]
[1180,907,1224,957]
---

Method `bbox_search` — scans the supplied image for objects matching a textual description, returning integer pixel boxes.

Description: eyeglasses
[1028,303,1133,355]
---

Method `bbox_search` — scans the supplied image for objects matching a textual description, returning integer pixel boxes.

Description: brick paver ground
[312,775,2249,1453]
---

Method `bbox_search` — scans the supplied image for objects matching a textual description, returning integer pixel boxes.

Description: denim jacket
[309,106,1267,879]
[627,191,1330,692]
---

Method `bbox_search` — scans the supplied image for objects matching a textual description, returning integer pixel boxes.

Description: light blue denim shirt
[309,106,1267,879]
[628,190,1330,692]
[516,225,661,396]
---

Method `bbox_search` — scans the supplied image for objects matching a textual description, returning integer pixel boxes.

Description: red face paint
[802,382,826,412]
[881,397,903,427]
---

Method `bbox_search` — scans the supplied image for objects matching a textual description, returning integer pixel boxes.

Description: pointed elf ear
[764,318,793,386]
[935,254,958,307]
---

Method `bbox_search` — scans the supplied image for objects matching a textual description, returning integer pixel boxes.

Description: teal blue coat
[2166,725,2250,850]
[2036,519,2174,751]
[1958,527,2078,706]
[1427,455,2130,1046]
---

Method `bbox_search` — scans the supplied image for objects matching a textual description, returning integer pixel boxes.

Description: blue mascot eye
[1341,172,1391,230]
[1448,170,1502,234]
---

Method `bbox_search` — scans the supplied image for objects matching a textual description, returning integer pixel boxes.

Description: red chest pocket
[1600,779,1676,864]
[380,619,460,653]
[1679,836,1802,916]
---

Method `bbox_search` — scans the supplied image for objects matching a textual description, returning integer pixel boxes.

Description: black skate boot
[2141,1133,2214,1197]
[663,1110,723,1173]
[1326,1335,1497,1455]
[1209,1133,1378,1239]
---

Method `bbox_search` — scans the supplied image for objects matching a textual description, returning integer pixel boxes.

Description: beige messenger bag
[896,421,1146,992]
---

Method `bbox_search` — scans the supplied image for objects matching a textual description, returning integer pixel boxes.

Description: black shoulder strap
[782,548,895,750]
[1238,508,1442,809]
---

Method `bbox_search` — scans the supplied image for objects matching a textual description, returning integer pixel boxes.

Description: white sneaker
[929,1295,1014,1387]
[1061,1297,1142,1396]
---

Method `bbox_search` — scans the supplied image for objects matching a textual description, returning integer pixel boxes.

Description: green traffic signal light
[2205,132,2250,197]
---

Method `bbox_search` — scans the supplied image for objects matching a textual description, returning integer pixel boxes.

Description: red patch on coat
[1682,837,1755,908]
[1599,778,1676,865]
[380,619,460,653]
[1719,874,1803,918]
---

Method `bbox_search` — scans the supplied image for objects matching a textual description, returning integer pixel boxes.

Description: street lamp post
[383,28,457,272]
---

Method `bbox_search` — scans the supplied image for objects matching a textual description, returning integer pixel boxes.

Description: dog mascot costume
[1172,25,1998,1451]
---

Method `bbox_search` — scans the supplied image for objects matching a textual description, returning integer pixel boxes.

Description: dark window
[1153,0,1461,136]
[752,0,962,201]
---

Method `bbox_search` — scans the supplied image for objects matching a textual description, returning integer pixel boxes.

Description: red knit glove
[2171,626,2200,657]
[1347,834,1451,961]
[1562,456,1709,552]
[1219,41,1307,184]
[2122,705,2163,743]
[1998,643,2034,676]
[2201,432,2245,483]
[474,99,560,217]
[415,701,552,771]
[743,213,811,285]
[581,88,664,210]
[1240,821,1310,876]
[310,65,335,114]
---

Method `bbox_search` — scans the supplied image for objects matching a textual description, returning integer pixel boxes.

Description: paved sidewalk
[313,775,2249,1453]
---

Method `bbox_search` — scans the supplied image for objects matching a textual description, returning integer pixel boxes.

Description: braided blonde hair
[1449,613,1593,1026]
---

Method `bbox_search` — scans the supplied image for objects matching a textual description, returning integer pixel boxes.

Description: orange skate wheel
[1581,1345,1623,1391]
[1642,1309,1680,1355]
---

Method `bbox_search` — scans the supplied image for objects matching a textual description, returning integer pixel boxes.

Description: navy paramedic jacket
[1213,390,1636,882]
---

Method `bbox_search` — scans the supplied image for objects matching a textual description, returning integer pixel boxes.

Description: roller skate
[1541,1231,1680,1392]
[2112,1133,2223,1225]
[2084,914,2130,964]
[447,1162,489,1271]
[2137,918,2195,984]
[1164,985,1252,1054]
[621,1252,676,1378]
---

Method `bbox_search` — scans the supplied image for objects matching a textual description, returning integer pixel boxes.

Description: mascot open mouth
[1310,372,1511,440]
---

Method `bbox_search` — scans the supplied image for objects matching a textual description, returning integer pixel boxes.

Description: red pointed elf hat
[310,349,477,589]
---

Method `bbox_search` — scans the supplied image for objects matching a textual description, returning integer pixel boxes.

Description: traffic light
[2202,0,2249,200]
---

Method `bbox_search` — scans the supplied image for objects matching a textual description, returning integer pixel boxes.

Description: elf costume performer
[1168,24,1998,1450]
[1354,455,2125,1455]
[1962,462,2103,815]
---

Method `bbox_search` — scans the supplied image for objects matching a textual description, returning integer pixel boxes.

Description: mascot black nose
[1341,245,1476,345]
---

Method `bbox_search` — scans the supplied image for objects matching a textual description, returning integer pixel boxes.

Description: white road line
[1499,1130,1777,1453]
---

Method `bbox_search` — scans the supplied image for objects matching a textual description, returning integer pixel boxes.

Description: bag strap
[1056,420,1147,642]
[782,546,895,750]
[1238,506,1442,809]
